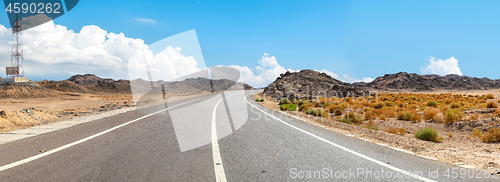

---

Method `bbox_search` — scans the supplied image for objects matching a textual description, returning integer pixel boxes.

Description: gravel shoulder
[254,92,500,173]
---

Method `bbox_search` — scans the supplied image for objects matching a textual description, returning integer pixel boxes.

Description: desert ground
[0,91,212,133]
[255,89,500,174]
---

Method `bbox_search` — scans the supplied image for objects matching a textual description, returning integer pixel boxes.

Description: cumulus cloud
[222,53,296,88]
[420,56,463,76]
[134,18,157,23]
[0,21,374,87]
[341,74,374,83]
[0,21,200,80]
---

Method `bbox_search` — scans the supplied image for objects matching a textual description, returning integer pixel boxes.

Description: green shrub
[383,101,395,107]
[426,100,438,107]
[340,117,353,124]
[444,109,463,124]
[366,126,379,130]
[397,111,414,121]
[323,102,331,108]
[255,99,264,102]
[415,128,442,142]
[280,104,297,111]
[306,109,324,116]
[279,98,291,105]
[450,102,461,109]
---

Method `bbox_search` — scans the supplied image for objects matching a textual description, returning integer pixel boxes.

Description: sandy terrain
[254,91,500,174]
[0,92,212,133]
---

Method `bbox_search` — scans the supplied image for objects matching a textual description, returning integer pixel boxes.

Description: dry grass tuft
[423,108,438,121]
[385,127,399,134]
[481,127,500,143]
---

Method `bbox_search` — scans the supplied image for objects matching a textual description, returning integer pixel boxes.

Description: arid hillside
[357,72,500,91]
[263,69,369,99]
[0,74,255,99]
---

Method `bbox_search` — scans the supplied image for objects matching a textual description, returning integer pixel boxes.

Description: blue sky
[0,0,499,87]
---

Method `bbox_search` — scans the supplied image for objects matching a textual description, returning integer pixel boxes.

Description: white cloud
[134,18,157,23]
[420,56,463,76]
[0,21,199,80]
[220,54,373,87]
[318,69,339,79]
[0,21,374,87]
[223,53,295,88]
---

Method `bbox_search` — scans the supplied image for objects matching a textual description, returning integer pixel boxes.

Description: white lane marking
[212,98,228,182]
[244,94,436,182]
[211,93,237,182]
[0,97,205,172]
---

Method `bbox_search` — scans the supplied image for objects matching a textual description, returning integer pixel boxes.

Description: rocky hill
[67,74,114,86]
[163,77,255,93]
[358,72,500,91]
[263,70,369,99]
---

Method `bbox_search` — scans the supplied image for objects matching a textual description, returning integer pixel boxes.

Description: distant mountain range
[263,70,500,99]
[38,74,255,95]
[354,72,500,91]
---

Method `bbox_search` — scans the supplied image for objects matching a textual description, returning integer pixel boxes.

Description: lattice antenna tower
[9,13,24,78]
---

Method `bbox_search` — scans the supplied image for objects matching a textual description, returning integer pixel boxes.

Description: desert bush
[410,114,421,122]
[385,127,399,134]
[472,128,482,138]
[322,102,331,108]
[486,101,498,108]
[422,108,437,121]
[495,108,500,116]
[297,99,306,107]
[342,111,363,123]
[379,115,387,121]
[468,114,479,121]
[398,128,406,135]
[299,104,309,111]
[383,101,395,107]
[448,132,453,138]
[255,99,264,102]
[486,94,495,99]
[450,102,461,109]
[405,96,417,101]
[397,111,414,121]
[374,102,385,109]
[398,103,404,108]
[364,110,373,120]
[478,95,487,100]
[426,100,438,107]
[345,97,353,103]
[444,109,463,124]
[280,104,297,111]
[279,98,291,105]
[328,106,343,116]
[480,127,500,143]
[415,128,442,142]
[340,103,349,109]
[340,117,353,124]
[314,102,321,107]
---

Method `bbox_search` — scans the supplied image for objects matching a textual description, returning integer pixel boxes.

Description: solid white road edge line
[244,94,437,182]
[0,96,205,172]
[211,93,238,182]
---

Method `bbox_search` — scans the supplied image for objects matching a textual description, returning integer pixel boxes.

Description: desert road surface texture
[0,90,497,181]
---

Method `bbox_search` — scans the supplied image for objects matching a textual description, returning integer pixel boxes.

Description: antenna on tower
[3,13,28,83]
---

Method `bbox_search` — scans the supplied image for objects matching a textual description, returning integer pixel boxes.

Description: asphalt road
[0,90,498,181]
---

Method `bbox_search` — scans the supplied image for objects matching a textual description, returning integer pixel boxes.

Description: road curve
[0,90,497,181]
